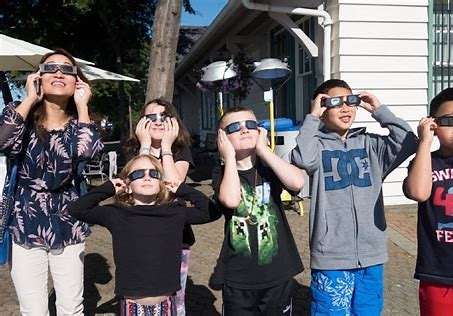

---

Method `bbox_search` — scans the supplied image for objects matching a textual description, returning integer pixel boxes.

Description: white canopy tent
[0,33,139,82]
[81,65,139,82]
[0,33,94,71]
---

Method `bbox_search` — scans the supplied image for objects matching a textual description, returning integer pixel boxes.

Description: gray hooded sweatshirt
[291,105,417,270]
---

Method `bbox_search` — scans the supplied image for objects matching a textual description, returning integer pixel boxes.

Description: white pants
[11,242,85,316]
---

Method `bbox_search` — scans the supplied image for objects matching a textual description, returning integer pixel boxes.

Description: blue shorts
[310,264,384,316]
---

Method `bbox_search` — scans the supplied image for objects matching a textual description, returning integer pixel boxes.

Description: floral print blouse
[0,104,104,253]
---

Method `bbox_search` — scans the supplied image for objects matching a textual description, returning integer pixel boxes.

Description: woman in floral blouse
[0,49,103,315]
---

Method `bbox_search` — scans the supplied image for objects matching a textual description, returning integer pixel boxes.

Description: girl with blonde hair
[68,154,220,316]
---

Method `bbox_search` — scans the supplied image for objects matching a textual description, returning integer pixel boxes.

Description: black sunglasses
[127,169,161,182]
[39,63,77,76]
[435,116,453,127]
[224,120,258,134]
[144,112,170,123]
[321,95,361,108]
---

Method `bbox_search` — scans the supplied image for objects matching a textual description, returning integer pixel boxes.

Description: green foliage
[0,0,195,140]
[231,51,255,101]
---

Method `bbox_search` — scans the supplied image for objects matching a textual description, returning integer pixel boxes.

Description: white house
[175,0,448,205]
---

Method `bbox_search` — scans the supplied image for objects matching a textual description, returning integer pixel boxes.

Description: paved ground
[0,181,420,315]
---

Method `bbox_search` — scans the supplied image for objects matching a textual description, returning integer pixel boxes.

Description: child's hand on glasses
[111,178,127,194]
[164,180,182,193]
[217,129,236,162]
[417,117,437,145]
[311,93,329,118]
[135,117,152,148]
[256,127,270,156]
[25,71,43,105]
[161,117,179,151]
[358,91,381,113]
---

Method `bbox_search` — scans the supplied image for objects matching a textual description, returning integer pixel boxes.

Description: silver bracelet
[139,147,151,155]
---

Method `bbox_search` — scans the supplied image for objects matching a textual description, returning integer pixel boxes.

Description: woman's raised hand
[74,76,92,109]
[24,71,43,105]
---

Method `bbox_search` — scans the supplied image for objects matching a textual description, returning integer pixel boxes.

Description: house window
[298,49,312,75]
[271,17,317,120]
[296,18,317,117]
[432,1,453,95]
[201,91,218,130]
[223,92,238,110]
[271,28,296,119]
[298,19,314,76]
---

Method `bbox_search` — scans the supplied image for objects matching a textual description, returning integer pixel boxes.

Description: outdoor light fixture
[197,57,291,140]
[252,58,291,151]
[201,60,237,82]
[252,58,291,80]
[199,60,237,116]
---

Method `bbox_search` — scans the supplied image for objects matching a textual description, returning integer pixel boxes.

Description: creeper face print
[257,214,278,265]
[229,180,279,265]
[231,215,251,256]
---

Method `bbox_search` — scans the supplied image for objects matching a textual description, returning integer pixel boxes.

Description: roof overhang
[175,0,244,80]
[175,0,326,80]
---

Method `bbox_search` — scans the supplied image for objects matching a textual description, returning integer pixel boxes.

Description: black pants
[222,279,294,316]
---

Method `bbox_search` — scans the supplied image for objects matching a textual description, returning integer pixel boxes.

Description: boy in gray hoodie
[291,79,417,315]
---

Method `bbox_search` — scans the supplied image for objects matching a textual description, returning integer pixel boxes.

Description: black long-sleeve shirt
[68,182,221,297]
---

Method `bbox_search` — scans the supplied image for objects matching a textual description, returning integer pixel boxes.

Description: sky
[181,0,228,26]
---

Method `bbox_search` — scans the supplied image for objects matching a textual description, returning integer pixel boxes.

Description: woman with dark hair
[0,49,103,314]
[134,98,193,315]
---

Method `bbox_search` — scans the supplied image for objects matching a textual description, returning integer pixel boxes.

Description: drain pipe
[241,0,332,80]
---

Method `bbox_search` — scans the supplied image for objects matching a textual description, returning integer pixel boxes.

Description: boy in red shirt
[404,87,453,315]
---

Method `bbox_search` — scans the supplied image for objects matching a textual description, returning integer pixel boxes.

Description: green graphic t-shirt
[213,160,303,289]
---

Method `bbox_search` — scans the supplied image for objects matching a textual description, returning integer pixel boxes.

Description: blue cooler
[260,118,309,198]
[259,117,295,131]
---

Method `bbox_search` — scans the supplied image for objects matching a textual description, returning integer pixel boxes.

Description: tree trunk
[145,0,182,103]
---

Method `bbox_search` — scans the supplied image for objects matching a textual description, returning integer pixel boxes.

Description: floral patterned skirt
[121,296,176,316]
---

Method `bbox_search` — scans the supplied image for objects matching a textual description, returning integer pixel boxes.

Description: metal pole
[269,88,275,151]
[218,91,224,116]
[128,95,133,138]
[442,1,452,87]
[0,72,13,106]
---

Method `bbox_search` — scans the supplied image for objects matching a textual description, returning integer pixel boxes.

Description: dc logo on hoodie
[322,148,371,191]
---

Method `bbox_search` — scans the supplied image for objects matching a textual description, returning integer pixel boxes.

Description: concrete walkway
[0,182,420,315]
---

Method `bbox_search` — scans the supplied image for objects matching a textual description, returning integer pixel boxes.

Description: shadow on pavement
[95,295,119,315]
[49,253,114,316]
[186,276,221,316]
[83,253,114,315]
